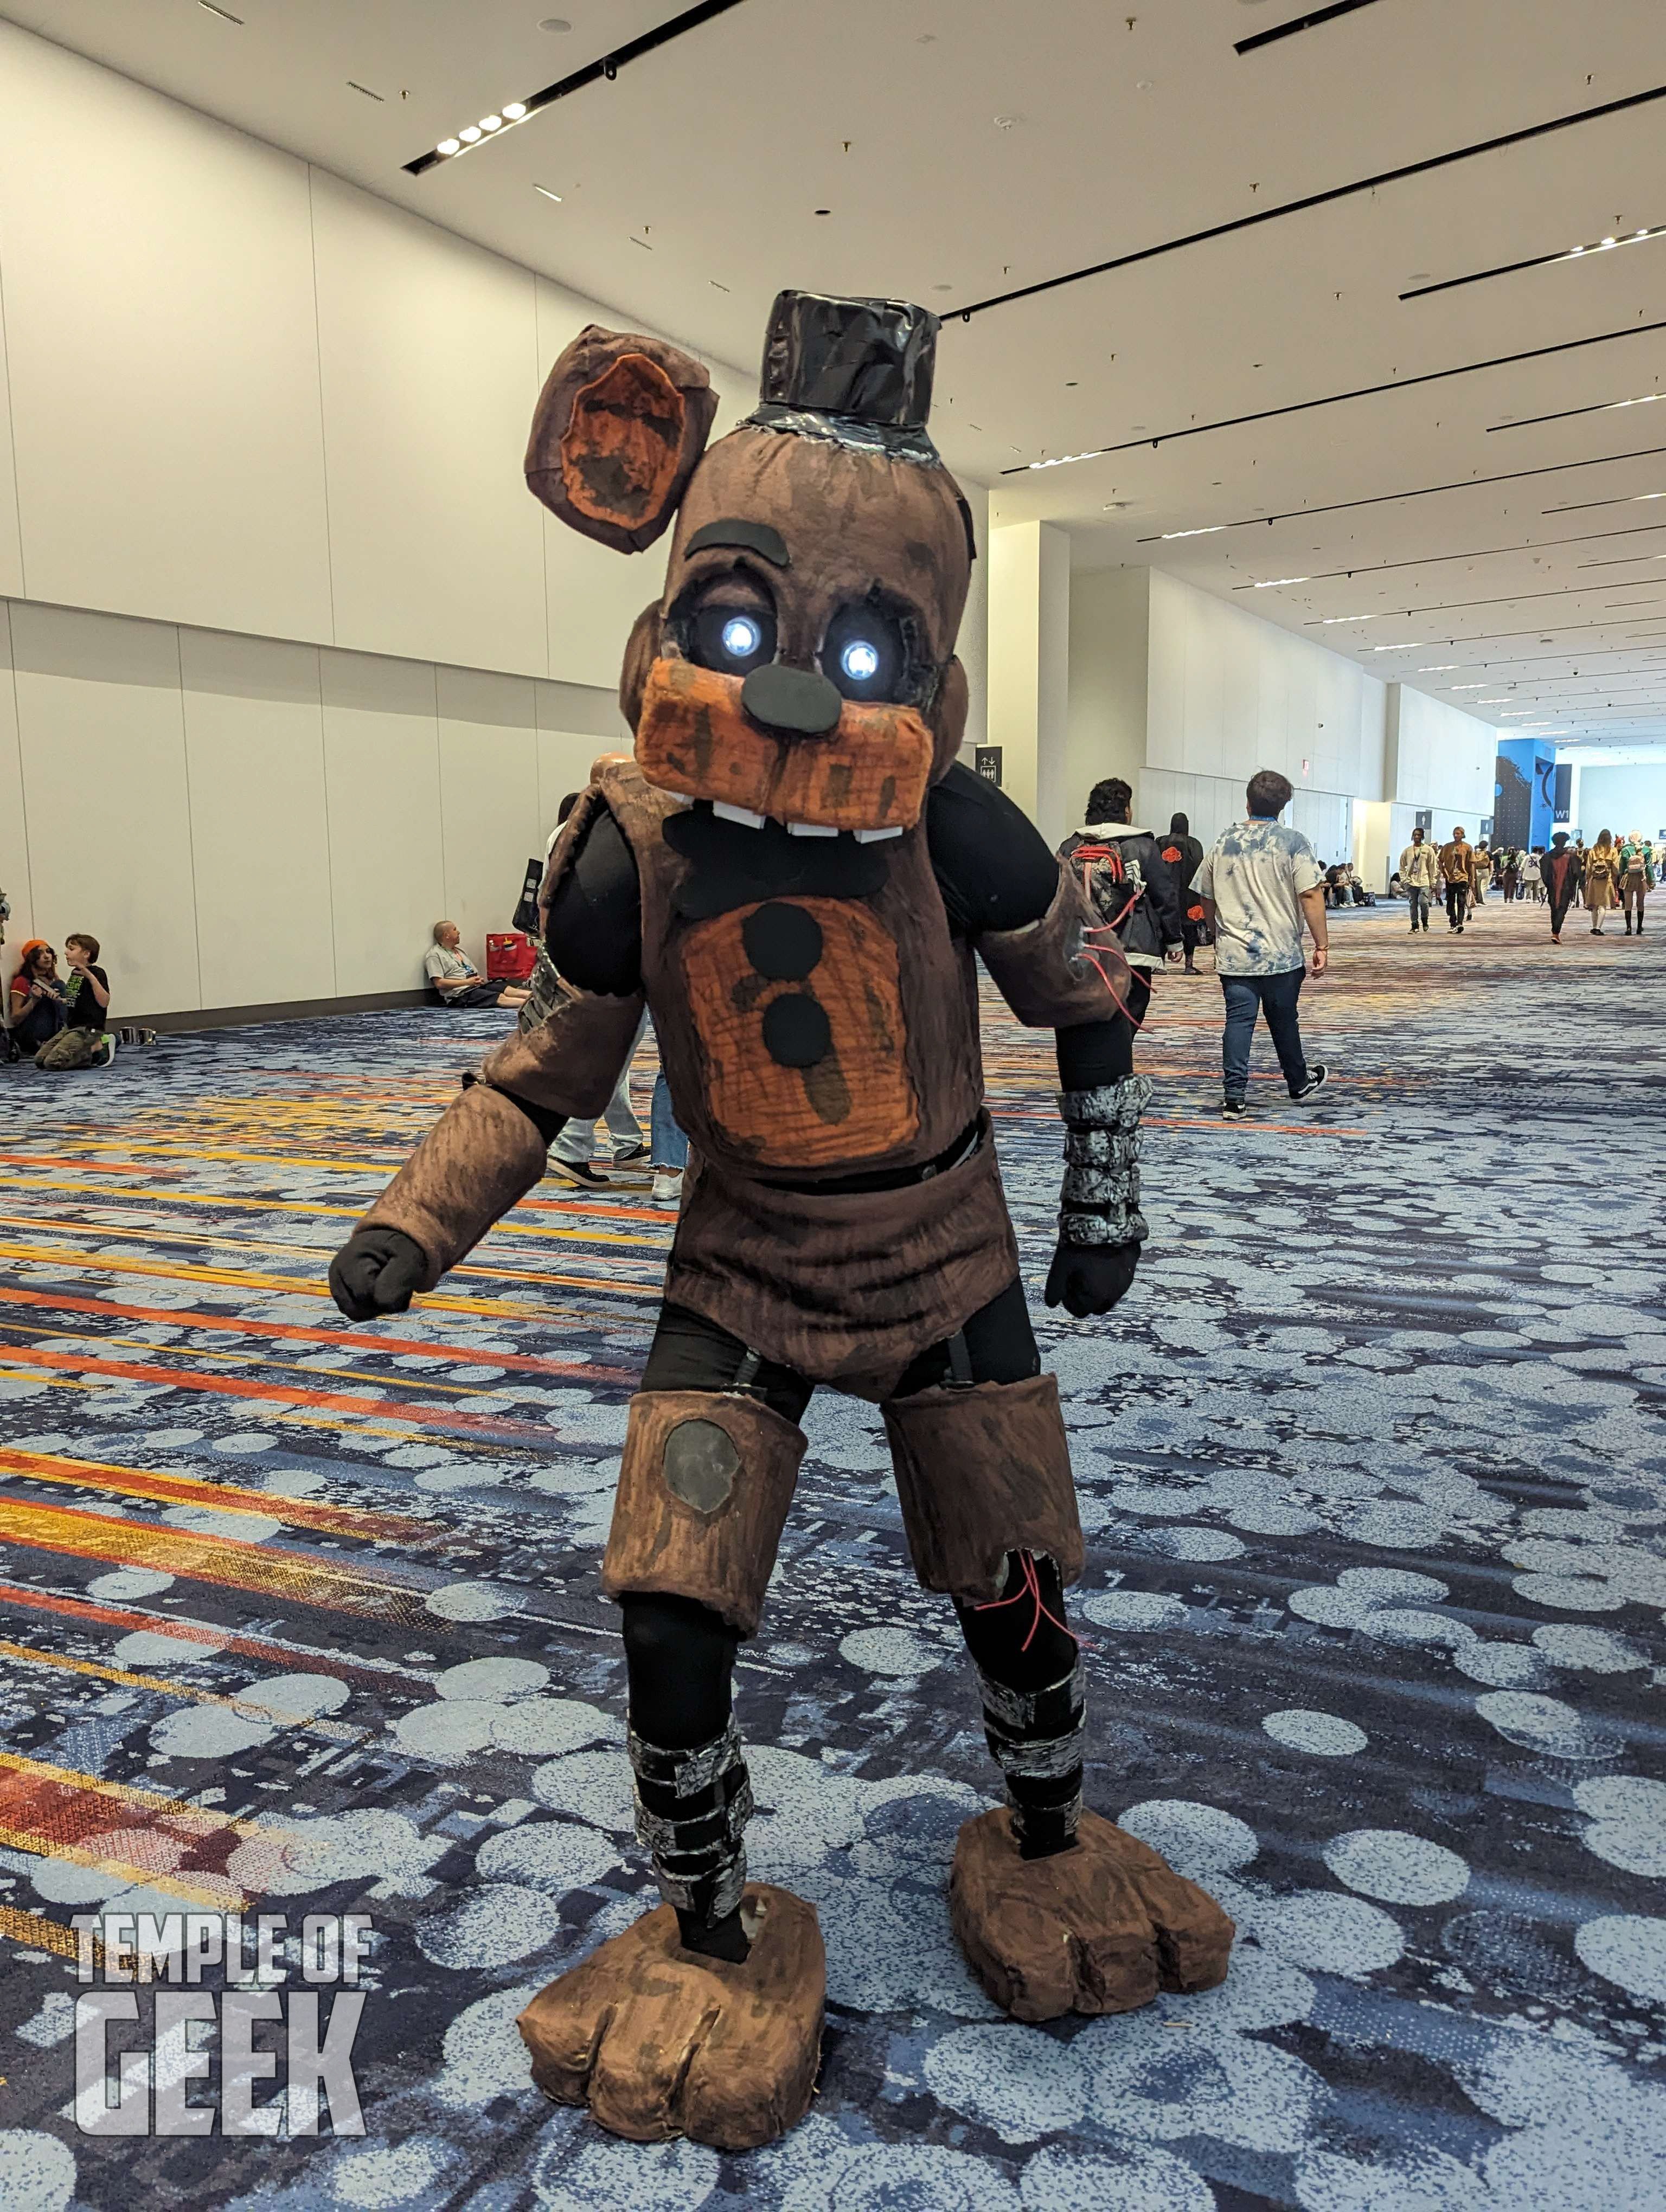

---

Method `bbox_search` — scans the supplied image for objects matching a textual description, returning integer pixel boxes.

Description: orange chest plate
[680,897,919,1168]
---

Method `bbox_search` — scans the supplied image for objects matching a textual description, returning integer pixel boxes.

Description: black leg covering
[955,1550,1085,1860]
[620,1591,752,1961]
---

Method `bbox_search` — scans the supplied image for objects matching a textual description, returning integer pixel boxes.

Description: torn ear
[527,326,719,554]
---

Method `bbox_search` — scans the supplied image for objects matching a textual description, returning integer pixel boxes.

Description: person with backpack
[1399,827,1439,933]
[1618,832,1651,935]
[1056,779,1185,1022]
[1437,828,1477,933]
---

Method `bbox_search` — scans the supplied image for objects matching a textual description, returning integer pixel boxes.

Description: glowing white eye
[721,615,761,660]
[841,639,881,682]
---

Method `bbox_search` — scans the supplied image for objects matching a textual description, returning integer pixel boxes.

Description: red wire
[972,1548,1079,1655]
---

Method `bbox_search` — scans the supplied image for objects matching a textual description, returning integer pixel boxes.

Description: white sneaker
[651,1169,684,1208]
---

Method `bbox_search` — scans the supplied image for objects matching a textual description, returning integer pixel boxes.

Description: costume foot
[950,1807,1233,2024]
[517,1887,823,2150]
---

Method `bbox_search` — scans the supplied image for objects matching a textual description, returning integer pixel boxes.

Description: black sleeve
[543,805,644,996]
[1055,972,1148,1090]
[1145,840,1185,950]
[926,761,1061,936]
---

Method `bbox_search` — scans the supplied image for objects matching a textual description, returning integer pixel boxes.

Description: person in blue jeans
[1193,769,1331,1120]
[650,1067,688,1208]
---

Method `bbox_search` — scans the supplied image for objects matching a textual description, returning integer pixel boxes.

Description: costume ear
[527,326,719,554]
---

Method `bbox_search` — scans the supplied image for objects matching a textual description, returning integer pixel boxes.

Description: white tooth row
[685,798,901,841]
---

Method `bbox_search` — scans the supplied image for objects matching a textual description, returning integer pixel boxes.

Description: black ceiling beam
[953,80,1666,321]
[1135,446,1666,542]
[1002,318,1666,471]
[402,0,748,176]
[1236,0,1387,57]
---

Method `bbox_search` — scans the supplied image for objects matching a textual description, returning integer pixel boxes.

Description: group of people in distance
[1395,827,1658,943]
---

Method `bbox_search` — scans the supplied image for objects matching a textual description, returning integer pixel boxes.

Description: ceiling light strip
[1303,580,1666,629]
[1401,223,1665,301]
[953,80,1666,320]
[1228,516,1666,588]
[1137,445,1666,542]
[1003,319,1666,471]
[1235,0,1385,57]
[403,0,749,176]
[1490,393,1666,434]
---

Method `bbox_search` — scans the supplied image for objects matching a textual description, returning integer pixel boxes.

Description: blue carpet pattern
[0,891,1663,2210]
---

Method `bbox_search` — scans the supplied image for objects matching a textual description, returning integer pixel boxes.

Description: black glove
[1045,1238,1142,1319]
[329,1226,428,1320]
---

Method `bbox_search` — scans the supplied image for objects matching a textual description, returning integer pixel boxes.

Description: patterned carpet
[0,890,1663,2211]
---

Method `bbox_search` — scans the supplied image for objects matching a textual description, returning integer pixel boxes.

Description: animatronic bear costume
[331,293,1232,2150]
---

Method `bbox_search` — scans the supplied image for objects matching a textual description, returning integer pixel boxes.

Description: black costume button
[742,902,823,981]
[762,992,831,1068]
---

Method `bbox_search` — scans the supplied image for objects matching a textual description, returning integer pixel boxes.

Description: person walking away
[35,933,116,1069]
[1438,828,1476,932]
[1526,847,1546,903]
[1399,827,1438,933]
[1194,768,1330,1119]
[1618,832,1651,935]
[1470,841,1490,908]
[1571,838,1587,909]
[7,941,67,1056]
[1501,848,1522,902]
[1541,831,1581,943]
[1584,829,1621,935]
[1165,811,1208,973]
[1056,778,1184,1027]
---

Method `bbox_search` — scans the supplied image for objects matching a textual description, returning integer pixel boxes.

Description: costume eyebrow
[684,519,791,567]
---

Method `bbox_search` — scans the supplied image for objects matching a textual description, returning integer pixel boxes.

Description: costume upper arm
[926,762,1060,936]
[543,803,644,995]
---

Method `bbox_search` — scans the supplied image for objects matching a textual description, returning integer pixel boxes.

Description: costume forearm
[357,980,645,1287]
[980,860,1130,1027]
[1056,1076,1151,1246]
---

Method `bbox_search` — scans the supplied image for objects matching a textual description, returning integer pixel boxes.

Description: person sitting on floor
[423,921,529,1011]
[33,931,117,1069]
[8,940,68,1057]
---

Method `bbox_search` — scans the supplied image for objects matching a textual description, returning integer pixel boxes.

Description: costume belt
[749,1114,985,1198]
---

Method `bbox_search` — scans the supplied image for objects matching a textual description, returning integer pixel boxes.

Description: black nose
[741,663,843,738]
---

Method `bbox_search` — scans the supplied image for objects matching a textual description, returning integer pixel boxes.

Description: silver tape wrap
[977,1660,1085,1735]
[633,1775,755,1860]
[1056,1074,1152,1130]
[652,1847,748,1922]
[992,1723,1088,1784]
[1058,1074,1150,1249]
[628,1720,744,1799]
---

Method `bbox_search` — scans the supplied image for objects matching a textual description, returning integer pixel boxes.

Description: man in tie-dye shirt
[1194,769,1330,1120]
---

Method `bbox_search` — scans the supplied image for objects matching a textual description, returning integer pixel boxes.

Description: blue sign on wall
[1495,738,1557,846]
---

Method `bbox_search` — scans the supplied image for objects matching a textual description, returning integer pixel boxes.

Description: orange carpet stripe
[0,1152,176,1177]
[0,1499,427,1621]
[0,1227,663,1301]
[0,1581,433,1680]
[0,1901,95,1960]
[0,1637,364,1729]
[0,1283,637,1380]
[0,1341,582,1441]
[0,1445,437,1544]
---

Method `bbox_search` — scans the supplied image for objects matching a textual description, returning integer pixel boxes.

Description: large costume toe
[517,1886,824,2150]
[950,1806,1233,2023]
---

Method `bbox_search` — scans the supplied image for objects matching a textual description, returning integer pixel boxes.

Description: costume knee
[603,1388,808,1637]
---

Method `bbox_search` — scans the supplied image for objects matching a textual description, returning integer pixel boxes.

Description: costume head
[525,292,975,837]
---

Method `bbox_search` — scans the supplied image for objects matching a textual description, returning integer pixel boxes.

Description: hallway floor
[0,889,1663,2210]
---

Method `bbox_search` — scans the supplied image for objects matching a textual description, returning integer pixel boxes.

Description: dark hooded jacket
[1057,820,1185,970]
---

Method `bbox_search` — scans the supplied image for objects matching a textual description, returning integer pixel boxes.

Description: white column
[986,520,1070,839]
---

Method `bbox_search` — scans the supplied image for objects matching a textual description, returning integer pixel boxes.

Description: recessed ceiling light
[1369,641,1428,651]
[1159,526,1227,538]
[534,184,563,202]
[438,138,462,157]
[197,0,243,18]
[1026,451,1106,471]
[459,125,482,143]
[1417,664,1459,671]
[1253,576,1310,587]
[1318,613,1386,624]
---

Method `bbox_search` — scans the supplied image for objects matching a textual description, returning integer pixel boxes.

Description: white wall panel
[180,629,335,1009]
[437,666,541,960]
[1386,685,1495,814]
[0,23,331,641]
[0,606,32,985]
[312,175,547,678]
[320,651,443,995]
[9,602,201,1015]
[0,279,23,601]
[1137,768,1242,853]
[1065,569,1149,824]
[1146,572,1386,804]
[1573,762,1666,840]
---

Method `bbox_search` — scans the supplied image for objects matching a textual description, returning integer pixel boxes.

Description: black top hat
[748,292,940,462]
